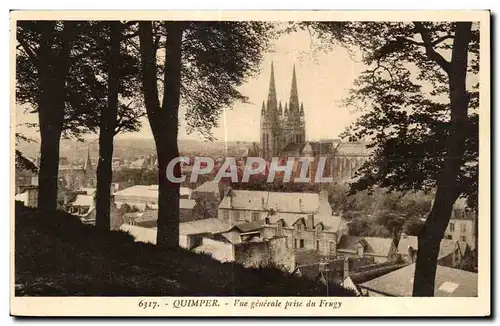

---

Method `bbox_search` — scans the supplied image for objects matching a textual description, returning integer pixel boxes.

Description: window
[329,242,336,255]
[461,223,467,233]
[252,212,260,222]
[234,211,244,222]
[316,240,320,250]
[223,210,229,222]
[299,239,305,248]
[277,221,283,236]
[449,222,455,232]
[294,239,298,249]
[446,234,453,240]
[297,224,303,232]
[460,235,466,242]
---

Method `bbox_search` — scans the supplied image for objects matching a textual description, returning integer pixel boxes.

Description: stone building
[217,189,349,257]
[260,63,305,160]
[58,148,96,190]
[258,63,373,181]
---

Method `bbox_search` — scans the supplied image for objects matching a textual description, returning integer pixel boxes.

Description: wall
[196,237,234,262]
[221,229,242,244]
[445,218,475,249]
[110,203,123,231]
[234,237,295,272]
[218,208,266,225]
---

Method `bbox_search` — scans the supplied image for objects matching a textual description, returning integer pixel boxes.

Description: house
[113,185,200,219]
[14,185,38,208]
[179,218,231,249]
[336,236,397,263]
[64,192,122,230]
[114,185,159,210]
[444,198,477,250]
[359,263,478,297]
[218,189,348,257]
[397,234,465,269]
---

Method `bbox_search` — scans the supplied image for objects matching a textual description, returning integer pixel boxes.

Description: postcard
[11,10,490,317]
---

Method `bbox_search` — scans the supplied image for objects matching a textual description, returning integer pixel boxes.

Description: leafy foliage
[304,22,479,208]
[16,21,144,140]
[15,133,38,172]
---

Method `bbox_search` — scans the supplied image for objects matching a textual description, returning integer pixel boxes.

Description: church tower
[260,63,306,159]
[260,62,281,159]
[283,64,306,146]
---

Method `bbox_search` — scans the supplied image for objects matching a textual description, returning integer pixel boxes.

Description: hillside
[14,204,356,297]
[17,138,256,162]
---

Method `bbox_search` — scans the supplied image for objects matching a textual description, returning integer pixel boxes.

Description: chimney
[307,213,314,230]
[408,246,417,263]
[25,186,38,208]
[343,258,349,280]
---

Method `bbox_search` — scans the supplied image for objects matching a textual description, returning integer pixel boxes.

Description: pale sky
[17,29,367,143]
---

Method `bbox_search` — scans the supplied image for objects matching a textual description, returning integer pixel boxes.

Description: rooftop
[359,263,478,297]
[397,235,458,260]
[179,218,230,236]
[218,190,323,213]
[337,235,394,258]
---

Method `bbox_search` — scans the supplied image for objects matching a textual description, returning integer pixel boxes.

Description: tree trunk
[96,22,121,231]
[412,22,472,296]
[36,21,74,211]
[138,21,183,248]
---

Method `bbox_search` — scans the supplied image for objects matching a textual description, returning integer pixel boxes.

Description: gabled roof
[179,218,230,235]
[438,239,458,260]
[337,236,394,257]
[457,241,470,256]
[397,235,419,253]
[267,212,343,232]
[359,263,478,297]
[397,235,458,260]
[228,219,267,233]
[193,181,221,195]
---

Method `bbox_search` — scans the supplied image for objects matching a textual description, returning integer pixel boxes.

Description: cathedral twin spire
[261,62,304,119]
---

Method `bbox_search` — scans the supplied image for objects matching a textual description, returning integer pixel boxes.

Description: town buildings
[62,188,122,229]
[217,189,349,256]
[397,234,473,271]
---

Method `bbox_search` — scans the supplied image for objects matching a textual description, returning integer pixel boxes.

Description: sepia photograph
[10,10,490,317]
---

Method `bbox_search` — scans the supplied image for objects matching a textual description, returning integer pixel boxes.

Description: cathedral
[260,62,306,159]
[259,63,373,181]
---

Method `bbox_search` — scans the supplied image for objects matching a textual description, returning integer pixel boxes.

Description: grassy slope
[15,204,356,297]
